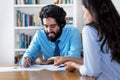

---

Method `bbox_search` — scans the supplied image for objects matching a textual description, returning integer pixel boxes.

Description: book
[65,17,73,24]
[16,10,21,27]
[19,33,25,48]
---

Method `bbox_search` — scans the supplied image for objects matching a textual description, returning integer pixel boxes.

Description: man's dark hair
[39,4,66,28]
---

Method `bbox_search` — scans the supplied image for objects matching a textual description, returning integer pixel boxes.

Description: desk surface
[0,64,95,80]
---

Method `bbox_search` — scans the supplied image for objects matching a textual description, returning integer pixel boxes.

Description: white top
[80,25,120,80]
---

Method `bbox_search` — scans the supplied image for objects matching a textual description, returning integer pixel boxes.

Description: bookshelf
[14,0,83,63]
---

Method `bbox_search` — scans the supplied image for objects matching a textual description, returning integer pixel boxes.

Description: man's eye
[51,24,57,28]
[51,25,56,28]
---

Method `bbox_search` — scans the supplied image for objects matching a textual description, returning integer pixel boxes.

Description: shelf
[14,4,44,8]
[14,26,44,30]
[57,4,73,7]
[14,4,73,8]
[14,49,27,51]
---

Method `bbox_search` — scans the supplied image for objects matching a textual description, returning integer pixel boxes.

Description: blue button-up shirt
[20,25,82,64]
[80,25,120,80]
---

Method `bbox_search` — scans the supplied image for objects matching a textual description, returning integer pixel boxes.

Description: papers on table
[0,64,65,72]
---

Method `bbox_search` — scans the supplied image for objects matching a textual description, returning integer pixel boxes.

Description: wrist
[64,57,70,62]
[72,62,80,70]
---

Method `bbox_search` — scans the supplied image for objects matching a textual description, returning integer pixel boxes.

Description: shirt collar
[57,27,66,42]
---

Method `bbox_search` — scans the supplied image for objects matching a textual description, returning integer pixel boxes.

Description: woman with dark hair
[52,0,120,79]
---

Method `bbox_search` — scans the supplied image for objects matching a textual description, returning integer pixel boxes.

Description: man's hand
[48,56,66,66]
[22,57,32,67]
[35,58,53,65]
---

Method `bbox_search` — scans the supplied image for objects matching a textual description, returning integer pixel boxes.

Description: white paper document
[0,64,65,72]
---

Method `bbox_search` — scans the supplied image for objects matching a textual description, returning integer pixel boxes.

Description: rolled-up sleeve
[20,31,41,64]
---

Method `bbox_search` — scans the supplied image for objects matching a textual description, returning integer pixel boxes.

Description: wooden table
[0,64,96,80]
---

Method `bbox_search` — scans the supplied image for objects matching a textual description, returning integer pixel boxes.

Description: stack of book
[16,33,32,49]
[66,17,73,24]
[16,0,41,4]
[54,0,73,4]
[16,10,40,27]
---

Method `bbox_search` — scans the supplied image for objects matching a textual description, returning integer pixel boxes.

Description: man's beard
[45,29,62,42]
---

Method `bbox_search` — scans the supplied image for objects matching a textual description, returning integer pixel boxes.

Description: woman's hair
[82,0,120,63]
[39,4,66,28]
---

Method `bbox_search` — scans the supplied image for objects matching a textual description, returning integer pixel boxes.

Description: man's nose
[47,27,52,33]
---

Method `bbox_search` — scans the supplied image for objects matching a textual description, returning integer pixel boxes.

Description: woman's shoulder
[82,25,99,40]
[82,25,97,34]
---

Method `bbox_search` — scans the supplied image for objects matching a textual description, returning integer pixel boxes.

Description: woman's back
[81,25,120,80]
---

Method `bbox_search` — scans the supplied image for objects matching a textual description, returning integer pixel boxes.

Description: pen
[24,57,31,68]
[58,64,64,68]
[27,62,31,68]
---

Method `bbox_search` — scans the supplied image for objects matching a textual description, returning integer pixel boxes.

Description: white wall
[0,0,14,64]
[74,0,84,33]
[112,0,120,14]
